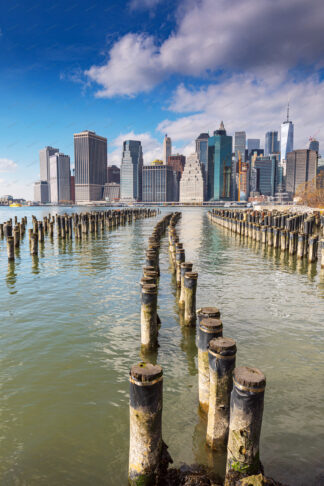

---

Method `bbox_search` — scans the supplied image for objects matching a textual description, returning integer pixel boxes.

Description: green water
[0,207,323,486]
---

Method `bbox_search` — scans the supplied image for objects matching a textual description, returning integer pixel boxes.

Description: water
[0,207,323,486]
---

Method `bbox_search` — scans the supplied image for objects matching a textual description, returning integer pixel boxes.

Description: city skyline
[1,0,324,199]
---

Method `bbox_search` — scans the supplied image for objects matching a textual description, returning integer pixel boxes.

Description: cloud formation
[129,0,162,10]
[0,158,18,171]
[86,0,324,97]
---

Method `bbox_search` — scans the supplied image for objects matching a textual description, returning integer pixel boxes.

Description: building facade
[234,131,246,162]
[74,130,107,202]
[168,154,186,174]
[280,106,294,162]
[247,138,260,155]
[107,165,120,184]
[49,153,71,203]
[207,122,233,201]
[120,140,143,201]
[286,149,318,196]
[142,165,176,202]
[264,131,279,156]
[195,133,209,169]
[103,182,120,201]
[163,134,172,164]
[251,155,281,197]
[34,181,49,203]
[39,146,59,183]
[309,138,319,153]
[180,153,204,203]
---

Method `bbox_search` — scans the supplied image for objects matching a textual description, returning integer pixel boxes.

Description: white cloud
[157,73,324,153]
[85,0,324,97]
[129,0,162,10]
[0,158,18,172]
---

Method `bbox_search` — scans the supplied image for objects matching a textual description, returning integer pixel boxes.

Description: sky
[1,0,324,199]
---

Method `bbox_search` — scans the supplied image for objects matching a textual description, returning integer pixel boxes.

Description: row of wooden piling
[128,212,268,486]
[3,209,158,261]
[209,208,324,268]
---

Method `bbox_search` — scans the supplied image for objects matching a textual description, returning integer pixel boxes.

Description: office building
[103,182,120,201]
[238,161,250,201]
[251,155,281,197]
[120,140,143,201]
[74,130,107,202]
[234,131,246,162]
[107,165,120,184]
[207,121,233,200]
[70,174,75,203]
[280,105,294,162]
[180,153,204,203]
[34,181,49,203]
[286,149,318,196]
[163,134,172,164]
[264,131,279,156]
[142,165,176,202]
[309,138,319,153]
[168,154,186,174]
[195,133,209,169]
[49,153,71,203]
[39,146,59,183]
[247,139,260,155]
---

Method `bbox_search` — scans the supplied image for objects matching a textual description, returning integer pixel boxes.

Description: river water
[0,207,323,486]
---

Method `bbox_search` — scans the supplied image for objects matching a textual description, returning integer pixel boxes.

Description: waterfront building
[33,181,49,203]
[247,138,260,155]
[286,149,318,196]
[168,154,186,174]
[142,165,176,202]
[74,130,107,202]
[264,131,279,156]
[207,121,232,201]
[39,146,59,183]
[120,140,143,201]
[280,105,294,162]
[70,174,75,203]
[163,134,172,165]
[180,153,204,203]
[107,165,120,184]
[103,182,120,201]
[251,155,281,197]
[49,153,71,203]
[238,161,250,201]
[234,131,246,162]
[309,138,319,153]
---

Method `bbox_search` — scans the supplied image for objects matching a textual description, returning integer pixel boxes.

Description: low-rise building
[180,153,204,203]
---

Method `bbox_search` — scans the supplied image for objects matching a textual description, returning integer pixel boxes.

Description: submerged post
[197,317,223,413]
[225,366,266,482]
[141,284,158,351]
[206,337,236,449]
[179,262,193,306]
[129,363,163,486]
[7,236,15,261]
[184,271,198,326]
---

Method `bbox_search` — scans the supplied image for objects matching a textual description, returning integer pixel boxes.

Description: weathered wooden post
[206,337,237,449]
[141,284,158,351]
[175,248,185,288]
[13,227,20,248]
[128,363,164,486]
[320,239,324,269]
[183,271,198,326]
[308,236,318,263]
[179,262,193,306]
[30,233,38,256]
[197,317,223,413]
[225,366,266,482]
[297,233,306,259]
[7,236,15,260]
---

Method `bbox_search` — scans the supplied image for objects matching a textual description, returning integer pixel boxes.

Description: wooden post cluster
[209,208,323,265]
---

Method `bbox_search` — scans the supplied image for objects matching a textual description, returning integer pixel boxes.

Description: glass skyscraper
[280,106,294,161]
[264,131,279,156]
[252,155,280,196]
[142,165,176,202]
[234,131,246,162]
[195,133,209,167]
[207,122,233,200]
[247,138,260,155]
[120,140,143,201]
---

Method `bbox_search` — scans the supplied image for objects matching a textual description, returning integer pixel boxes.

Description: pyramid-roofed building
[179,153,204,203]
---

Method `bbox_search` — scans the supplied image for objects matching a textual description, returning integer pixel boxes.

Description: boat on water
[9,203,22,207]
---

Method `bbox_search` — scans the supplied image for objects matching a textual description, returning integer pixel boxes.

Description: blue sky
[1,0,324,198]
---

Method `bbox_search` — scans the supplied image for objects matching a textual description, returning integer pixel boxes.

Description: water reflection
[6,261,17,293]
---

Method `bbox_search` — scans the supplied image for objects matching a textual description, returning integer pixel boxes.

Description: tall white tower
[163,134,172,165]
[280,103,294,163]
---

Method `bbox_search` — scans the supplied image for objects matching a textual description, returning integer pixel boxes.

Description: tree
[295,173,324,208]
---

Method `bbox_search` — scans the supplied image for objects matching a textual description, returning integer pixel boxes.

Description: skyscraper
[33,181,49,203]
[180,153,204,203]
[309,138,319,153]
[195,133,209,168]
[120,140,143,201]
[252,155,280,197]
[74,130,107,202]
[39,146,59,182]
[168,154,186,174]
[107,165,120,184]
[234,131,246,162]
[280,104,294,162]
[142,165,176,202]
[207,122,233,201]
[163,134,172,164]
[247,139,260,155]
[286,149,318,196]
[49,153,71,203]
[264,131,279,156]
